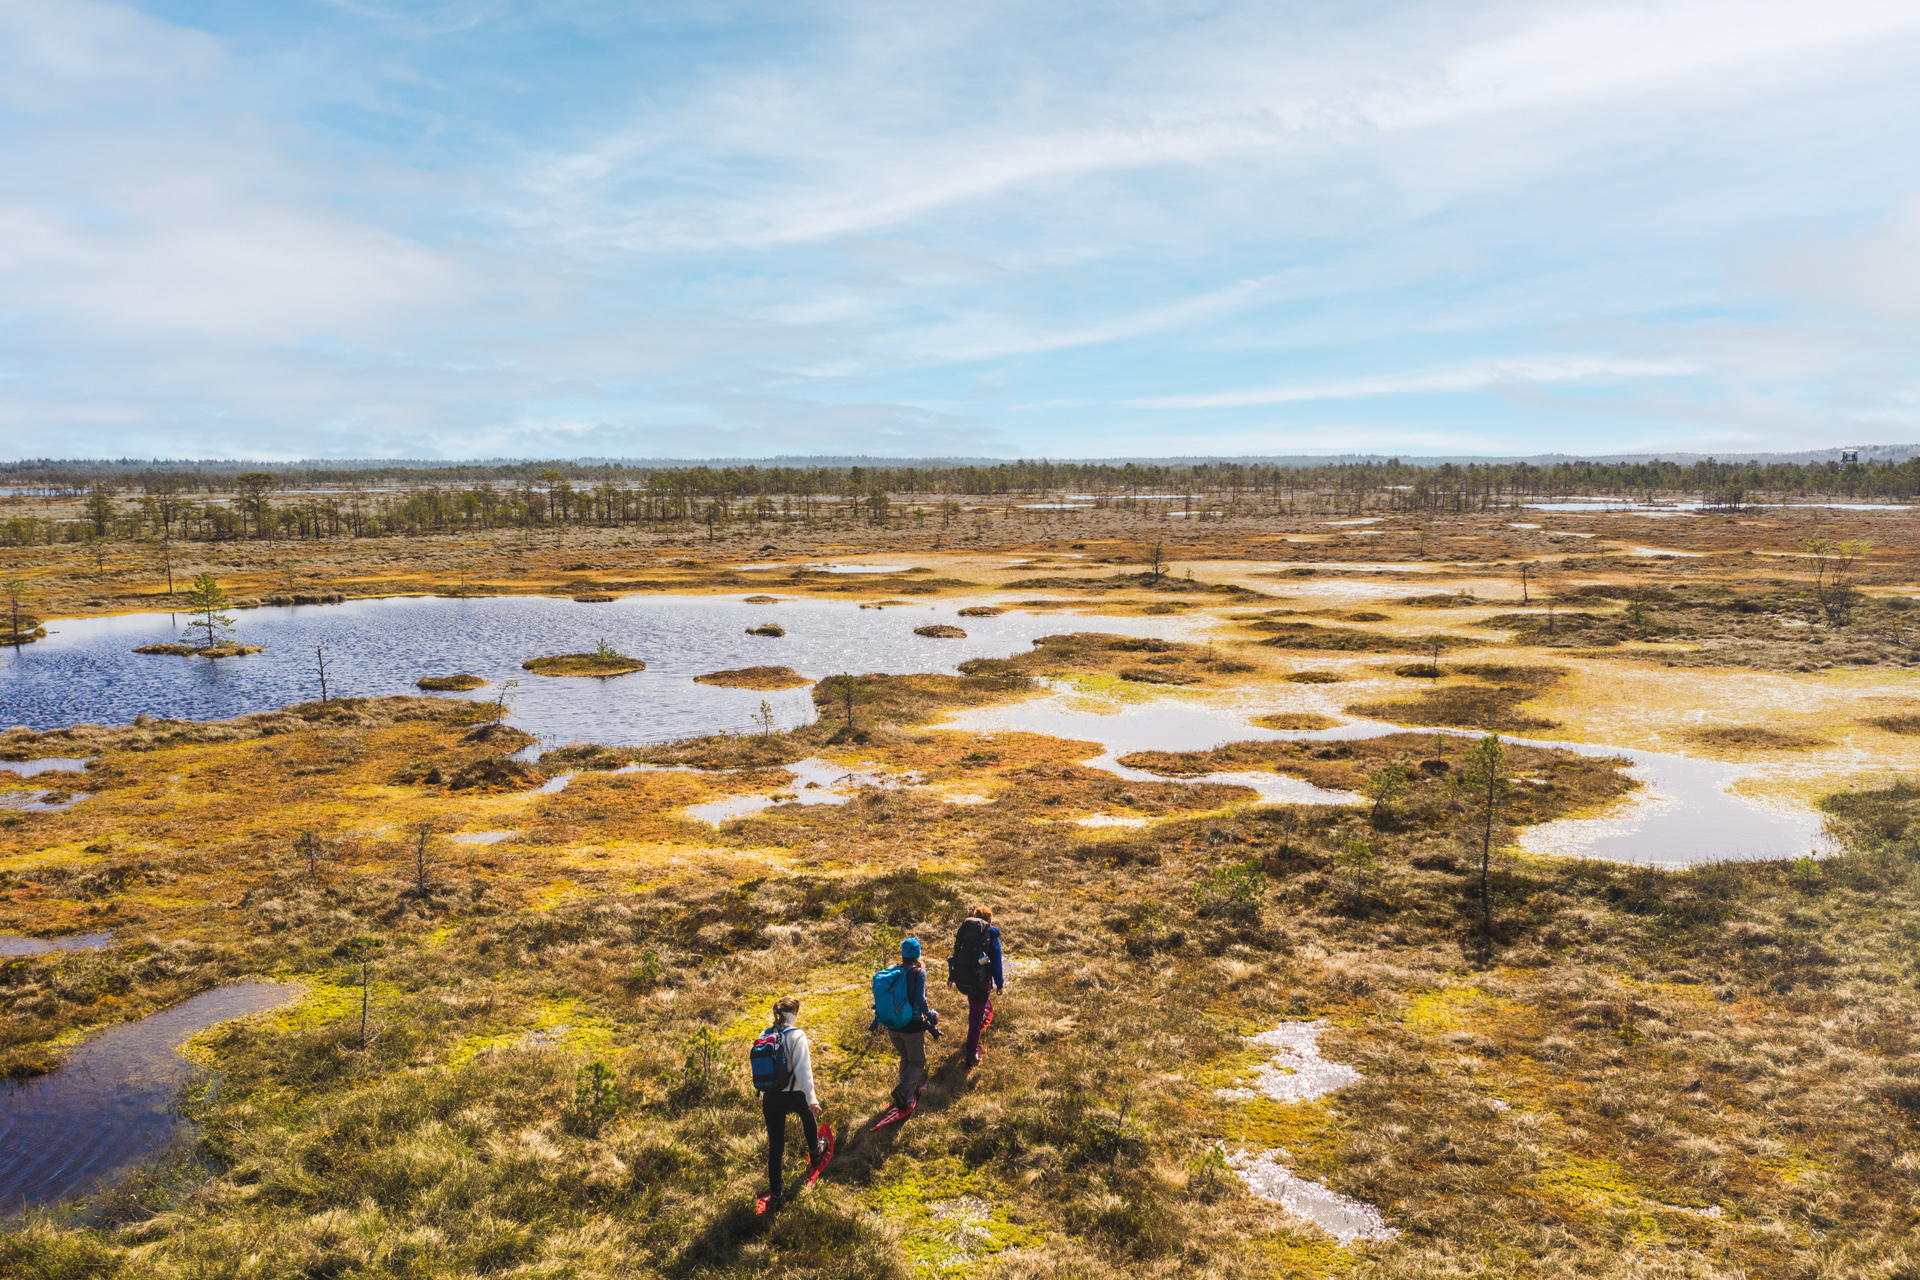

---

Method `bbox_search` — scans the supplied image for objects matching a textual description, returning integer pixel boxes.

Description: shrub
[1191,860,1265,920]
[564,1060,621,1137]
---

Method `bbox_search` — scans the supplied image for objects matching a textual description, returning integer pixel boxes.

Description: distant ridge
[3,445,1917,473]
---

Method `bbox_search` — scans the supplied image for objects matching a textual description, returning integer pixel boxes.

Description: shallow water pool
[0,981,299,1212]
[944,691,1834,866]
[0,932,112,957]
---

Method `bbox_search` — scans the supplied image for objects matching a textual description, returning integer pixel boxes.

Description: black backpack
[946,918,992,990]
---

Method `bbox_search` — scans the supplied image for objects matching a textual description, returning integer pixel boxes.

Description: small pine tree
[184,572,233,651]
[1363,760,1411,826]
[1457,735,1512,928]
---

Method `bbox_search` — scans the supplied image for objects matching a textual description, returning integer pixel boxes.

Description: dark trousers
[964,988,993,1058]
[886,1027,926,1108]
[761,1090,818,1195]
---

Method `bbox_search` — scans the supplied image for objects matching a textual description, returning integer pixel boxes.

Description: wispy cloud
[1,0,1917,459]
[1131,358,1701,410]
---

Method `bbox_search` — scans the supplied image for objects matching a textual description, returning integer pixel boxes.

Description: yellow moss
[0,841,96,872]
[1401,984,1515,1033]
[530,880,584,909]
[446,996,619,1066]
[1247,1231,1352,1277]
[864,1161,1042,1278]
[1755,1147,1824,1186]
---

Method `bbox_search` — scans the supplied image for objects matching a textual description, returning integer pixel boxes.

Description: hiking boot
[811,1137,828,1164]
[764,1193,784,1214]
[968,1049,983,1069]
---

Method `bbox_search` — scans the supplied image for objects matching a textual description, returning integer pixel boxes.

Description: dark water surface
[0,982,298,1213]
[0,595,1170,748]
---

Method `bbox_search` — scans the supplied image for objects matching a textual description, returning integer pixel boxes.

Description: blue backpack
[872,965,917,1030]
[749,1025,793,1092]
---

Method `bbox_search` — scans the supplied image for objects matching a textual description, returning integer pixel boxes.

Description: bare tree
[413,825,434,895]
[1802,537,1870,625]
[1146,539,1167,585]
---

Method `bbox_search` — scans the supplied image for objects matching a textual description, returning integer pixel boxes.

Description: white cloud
[0,186,477,341]
[0,0,222,111]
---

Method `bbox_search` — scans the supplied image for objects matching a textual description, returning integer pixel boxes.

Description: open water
[0,982,299,1213]
[0,595,1171,748]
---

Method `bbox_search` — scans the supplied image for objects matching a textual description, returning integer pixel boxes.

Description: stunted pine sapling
[1457,734,1512,928]
[337,934,385,1047]
[567,1061,622,1137]
[678,1027,724,1105]
[2,577,27,645]
[413,825,434,895]
[1338,837,1379,888]
[1363,759,1411,827]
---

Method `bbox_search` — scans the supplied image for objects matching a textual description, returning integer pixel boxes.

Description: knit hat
[901,936,922,961]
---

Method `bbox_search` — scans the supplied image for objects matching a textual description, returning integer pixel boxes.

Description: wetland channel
[0,982,299,1214]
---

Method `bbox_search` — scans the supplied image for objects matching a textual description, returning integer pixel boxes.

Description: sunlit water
[0,932,112,957]
[944,690,1834,865]
[0,758,94,776]
[0,981,299,1213]
[0,595,1173,749]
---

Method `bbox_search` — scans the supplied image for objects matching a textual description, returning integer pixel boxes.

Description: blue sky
[1,0,1917,461]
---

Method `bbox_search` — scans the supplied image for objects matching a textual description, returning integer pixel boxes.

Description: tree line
[2,456,1915,546]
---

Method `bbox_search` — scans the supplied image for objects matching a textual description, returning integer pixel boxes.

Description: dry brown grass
[693,666,811,690]
[8,668,1920,1277]
[415,673,487,691]
[130,643,263,658]
[1682,725,1827,750]
[1251,712,1339,731]
[521,652,647,676]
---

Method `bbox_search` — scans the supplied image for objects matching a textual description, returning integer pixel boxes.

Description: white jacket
[775,1014,818,1105]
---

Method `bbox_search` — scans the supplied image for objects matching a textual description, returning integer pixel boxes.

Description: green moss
[865,1164,1041,1277]
[445,996,618,1066]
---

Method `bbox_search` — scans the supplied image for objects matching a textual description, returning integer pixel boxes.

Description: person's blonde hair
[971,905,993,923]
[773,995,801,1016]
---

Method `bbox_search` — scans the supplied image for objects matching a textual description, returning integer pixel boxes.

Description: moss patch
[416,674,487,691]
[694,666,811,690]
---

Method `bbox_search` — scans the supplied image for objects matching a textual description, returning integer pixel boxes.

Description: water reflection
[944,690,1833,866]
[0,758,94,777]
[0,981,299,1213]
[0,932,112,957]
[0,595,1175,749]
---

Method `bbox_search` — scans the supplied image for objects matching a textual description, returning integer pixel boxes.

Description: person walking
[751,995,826,1211]
[946,905,1005,1068]
[871,936,939,1110]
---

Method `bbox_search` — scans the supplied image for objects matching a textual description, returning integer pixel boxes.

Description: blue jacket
[982,925,1005,991]
[902,965,931,1017]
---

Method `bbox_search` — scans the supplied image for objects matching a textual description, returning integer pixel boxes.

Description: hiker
[871,936,940,1110]
[946,905,1005,1068]
[751,995,826,1210]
